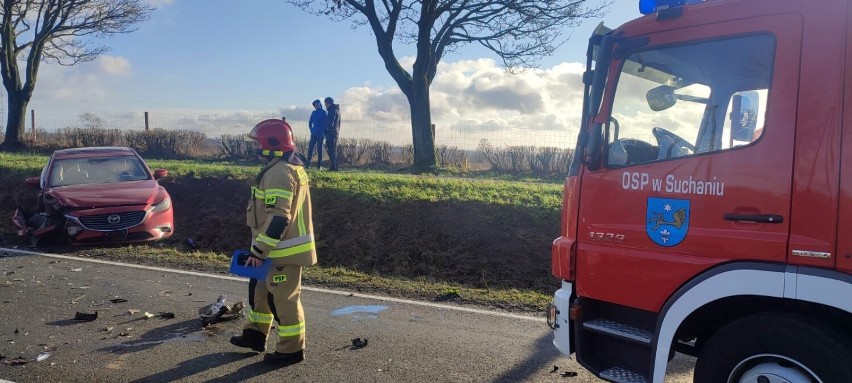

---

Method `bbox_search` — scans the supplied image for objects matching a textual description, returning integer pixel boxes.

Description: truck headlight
[150,198,171,212]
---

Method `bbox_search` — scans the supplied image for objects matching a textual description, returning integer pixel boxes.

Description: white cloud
[99,56,132,76]
[336,58,586,148]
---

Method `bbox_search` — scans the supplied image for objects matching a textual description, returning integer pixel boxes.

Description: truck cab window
[606,34,775,167]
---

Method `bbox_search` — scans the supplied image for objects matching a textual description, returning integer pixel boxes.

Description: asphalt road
[0,251,695,383]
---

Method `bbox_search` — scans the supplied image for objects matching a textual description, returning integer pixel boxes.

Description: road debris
[102,327,114,332]
[198,295,244,326]
[550,365,559,373]
[143,312,155,319]
[36,353,50,362]
[71,294,86,304]
[109,298,128,304]
[69,268,82,272]
[560,371,578,377]
[350,337,369,349]
[159,290,173,297]
[3,357,27,366]
[73,311,98,322]
[127,309,140,315]
[158,312,176,319]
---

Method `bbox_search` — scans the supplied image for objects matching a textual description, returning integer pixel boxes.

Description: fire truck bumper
[547,280,574,356]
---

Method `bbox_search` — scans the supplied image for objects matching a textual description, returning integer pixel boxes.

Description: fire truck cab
[549,0,852,382]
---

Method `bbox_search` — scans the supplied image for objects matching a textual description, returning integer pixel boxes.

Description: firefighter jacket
[246,156,317,267]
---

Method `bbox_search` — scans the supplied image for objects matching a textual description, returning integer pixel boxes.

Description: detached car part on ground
[12,147,174,245]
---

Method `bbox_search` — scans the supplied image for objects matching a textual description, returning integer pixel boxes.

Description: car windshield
[50,156,150,187]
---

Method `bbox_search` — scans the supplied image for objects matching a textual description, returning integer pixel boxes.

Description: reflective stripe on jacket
[246,157,317,266]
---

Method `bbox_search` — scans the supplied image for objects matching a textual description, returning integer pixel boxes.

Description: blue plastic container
[229,250,271,280]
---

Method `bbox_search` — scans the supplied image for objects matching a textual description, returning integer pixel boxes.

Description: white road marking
[0,247,543,322]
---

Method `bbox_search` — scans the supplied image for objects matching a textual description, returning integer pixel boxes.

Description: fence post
[144,111,149,131]
[30,109,36,142]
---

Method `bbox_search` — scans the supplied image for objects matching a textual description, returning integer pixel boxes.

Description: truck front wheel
[694,312,852,383]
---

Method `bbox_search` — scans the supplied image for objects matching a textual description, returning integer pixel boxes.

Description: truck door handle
[723,213,784,224]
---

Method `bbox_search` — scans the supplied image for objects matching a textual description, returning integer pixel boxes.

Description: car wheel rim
[729,354,822,383]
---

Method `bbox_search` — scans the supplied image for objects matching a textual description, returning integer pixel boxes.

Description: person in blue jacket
[306,99,326,169]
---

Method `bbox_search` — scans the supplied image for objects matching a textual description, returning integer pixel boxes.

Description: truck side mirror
[25,176,41,189]
[729,91,759,141]
[153,169,169,180]
[646,85,677,111]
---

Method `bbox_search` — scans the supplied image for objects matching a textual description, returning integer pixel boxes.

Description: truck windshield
[606,33,774,167]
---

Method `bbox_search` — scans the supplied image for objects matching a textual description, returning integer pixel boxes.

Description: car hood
[48,180,164,208]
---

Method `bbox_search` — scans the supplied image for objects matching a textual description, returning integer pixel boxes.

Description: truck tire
[694,312,852,383]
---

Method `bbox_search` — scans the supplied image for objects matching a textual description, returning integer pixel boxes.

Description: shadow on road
[202,359,295,383]
[491,332,565,383]
[95,318,205,355]
[128,352,256,383]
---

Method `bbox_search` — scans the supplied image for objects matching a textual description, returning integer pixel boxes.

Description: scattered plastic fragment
[69,268,82,272]
[3,357,27,366]
[73,311,98,321]
[36,353,50,362]
[350,337,369,349]
[560,371,578,377]
[109,298,127,304]
[198,295,244,326]
[143,312,155,319]
[127,309,140,315]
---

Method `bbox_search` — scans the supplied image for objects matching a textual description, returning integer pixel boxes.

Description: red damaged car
[13,147,174,245]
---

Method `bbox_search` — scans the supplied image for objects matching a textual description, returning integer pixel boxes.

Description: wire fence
[17,110,578,151]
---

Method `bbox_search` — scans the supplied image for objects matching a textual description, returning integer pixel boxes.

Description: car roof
[52,147,139,160]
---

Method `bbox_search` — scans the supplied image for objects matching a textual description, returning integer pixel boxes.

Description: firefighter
[230,119,317,366]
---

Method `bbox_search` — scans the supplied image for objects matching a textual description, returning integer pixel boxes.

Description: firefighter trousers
[243,265,305,353]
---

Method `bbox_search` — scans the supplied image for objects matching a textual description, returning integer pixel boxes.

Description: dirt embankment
[0,170,561,292]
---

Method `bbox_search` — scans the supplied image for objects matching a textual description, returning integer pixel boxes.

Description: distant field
[0,152,564,310]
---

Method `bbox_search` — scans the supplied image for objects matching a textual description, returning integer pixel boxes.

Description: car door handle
[723,213,784,224]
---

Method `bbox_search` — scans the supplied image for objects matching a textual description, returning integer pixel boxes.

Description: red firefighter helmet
[248,119,296,155]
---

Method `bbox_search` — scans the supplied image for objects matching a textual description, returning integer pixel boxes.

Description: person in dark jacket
[323,97,341,171]
[306,100,326,169]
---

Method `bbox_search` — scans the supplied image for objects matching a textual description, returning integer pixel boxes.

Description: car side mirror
[153,169,169,180]
[647,85,677,111]
[25,176,41,189]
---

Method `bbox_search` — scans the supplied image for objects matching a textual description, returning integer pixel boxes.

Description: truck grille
[78,211,147,231]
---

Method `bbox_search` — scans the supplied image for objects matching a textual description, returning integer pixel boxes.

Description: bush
[436,145,467,169]
[401,143,414,165]
[218,134,256,160]
[125,129,206,158]
[368,140,392,165]
[478,139,573,176]
[57,127,126,148]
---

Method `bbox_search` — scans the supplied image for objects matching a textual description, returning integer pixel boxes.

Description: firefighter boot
[263,349,304,366]
[230,329,267,352]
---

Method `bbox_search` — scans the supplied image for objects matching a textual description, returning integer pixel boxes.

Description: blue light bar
[640,0,704,15]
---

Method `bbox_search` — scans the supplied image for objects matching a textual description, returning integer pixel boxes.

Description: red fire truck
[547,0,852,382]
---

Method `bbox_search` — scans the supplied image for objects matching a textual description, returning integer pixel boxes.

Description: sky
[25,0,642,148]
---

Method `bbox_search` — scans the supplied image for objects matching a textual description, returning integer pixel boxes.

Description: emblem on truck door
[646,197,690,246]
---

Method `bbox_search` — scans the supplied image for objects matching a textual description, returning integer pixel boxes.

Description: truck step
[599,367,649,383]
[583,319,653,344]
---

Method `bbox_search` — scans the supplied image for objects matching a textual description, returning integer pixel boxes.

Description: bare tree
[79,112,104,129]
[287,0,605,170]
[0,0,154,151]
